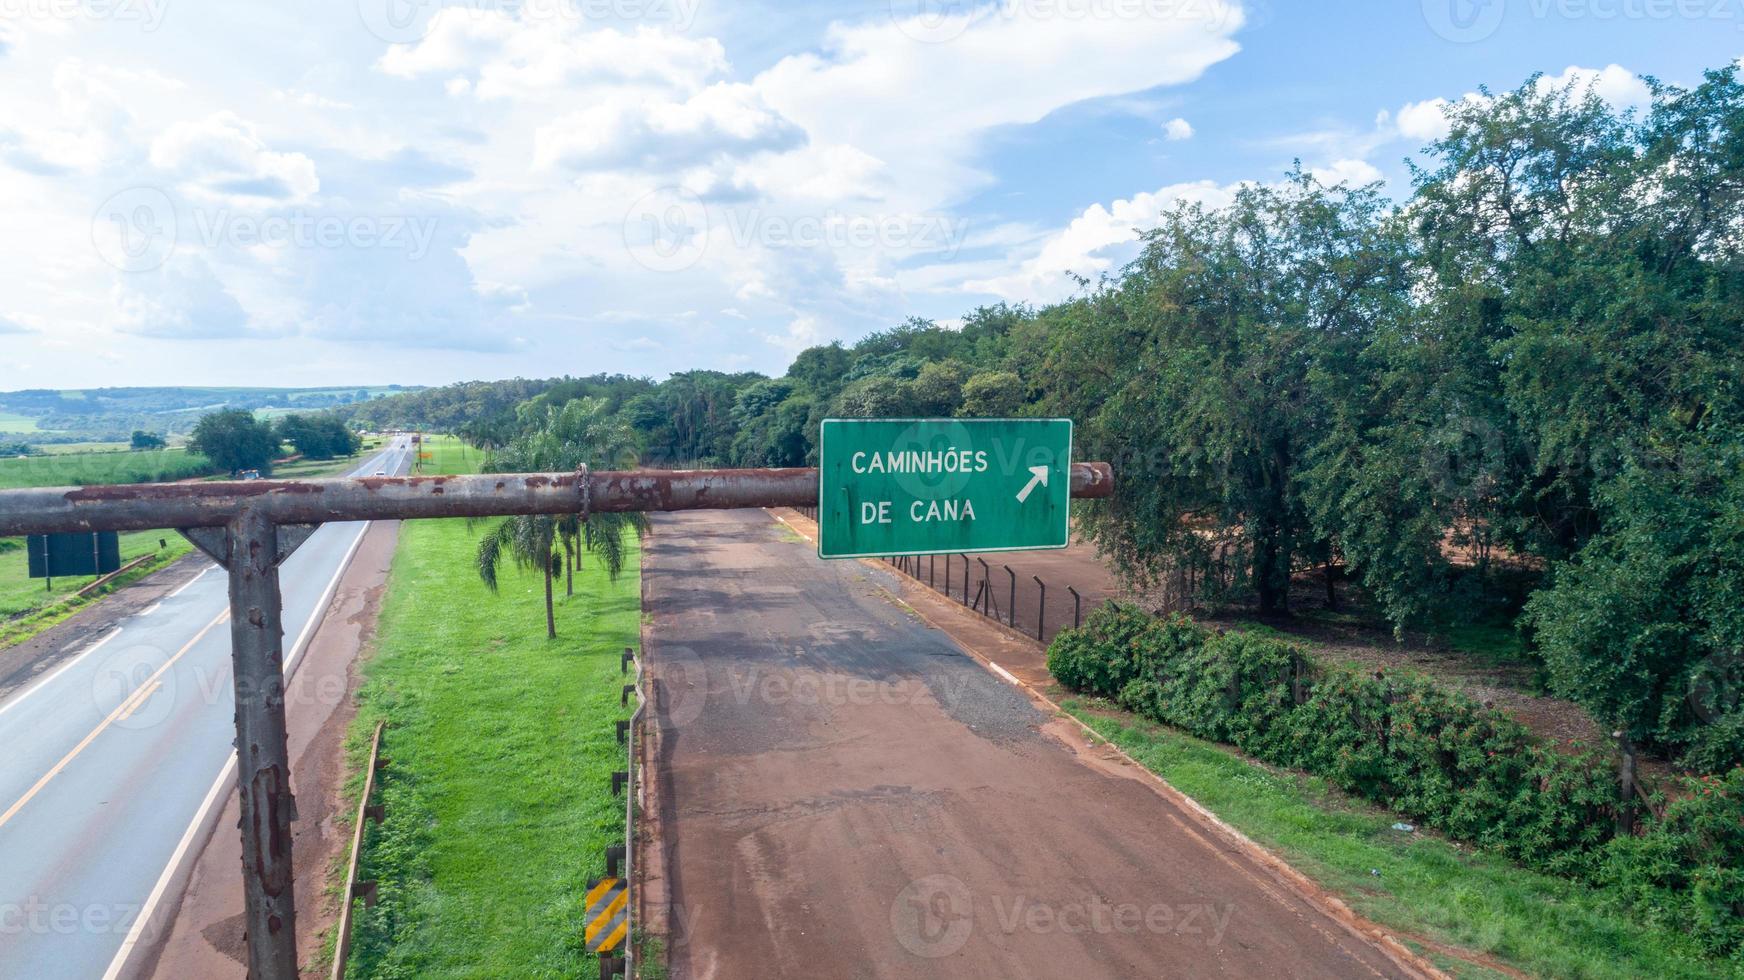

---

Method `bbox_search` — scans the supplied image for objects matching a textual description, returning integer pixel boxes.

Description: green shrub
[1600,767,1744,958]
[1045,600,1155,697]
[1046,609,1743,960]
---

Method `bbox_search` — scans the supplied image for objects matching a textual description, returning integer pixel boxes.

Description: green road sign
[817,418,1073,559]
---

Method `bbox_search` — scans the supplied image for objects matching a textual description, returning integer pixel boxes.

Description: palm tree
[474,398,646,638]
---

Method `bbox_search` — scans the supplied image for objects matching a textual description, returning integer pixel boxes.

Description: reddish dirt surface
[140,521,401,979]
[643,509,1435,980]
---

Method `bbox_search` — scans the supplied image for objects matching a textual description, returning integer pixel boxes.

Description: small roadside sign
[817,418,1073,559]
[584,877,628,953]
[26,531,121,578]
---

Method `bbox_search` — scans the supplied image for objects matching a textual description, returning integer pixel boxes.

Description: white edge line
[988,662,1021,686]
[166,566,210,599]
[0,559,211,720]
[0,628,121,721]
[100,452,392,980]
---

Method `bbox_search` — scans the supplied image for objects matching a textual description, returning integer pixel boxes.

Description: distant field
[0,412,44,433]
[0,448,214,489]
[36,442,134,455]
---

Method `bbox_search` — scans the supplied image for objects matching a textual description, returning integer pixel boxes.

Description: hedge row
[1048,601,1744,958]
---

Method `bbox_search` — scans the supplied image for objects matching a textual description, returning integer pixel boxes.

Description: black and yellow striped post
[585,876,628,955]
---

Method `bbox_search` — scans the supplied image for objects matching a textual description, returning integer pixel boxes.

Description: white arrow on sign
[1015,465,1049,503]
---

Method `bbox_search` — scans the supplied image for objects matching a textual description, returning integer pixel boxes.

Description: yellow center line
[0,608,230,832]
[116,680,163,723]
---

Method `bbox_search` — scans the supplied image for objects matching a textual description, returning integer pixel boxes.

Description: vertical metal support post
[1005,566,1016,629]
[961,554,970,605]
[1033,576,1046,642]
[976,559,991,618]
[224,508,300,980]
[929,555,935,590]
[1068,586,1081,629]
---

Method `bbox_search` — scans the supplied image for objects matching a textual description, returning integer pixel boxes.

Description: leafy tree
[188,409,280,476]
[1068,172,1410,614]
[276,414,360,460]
[129,430,166,450]
[958,371,1024,418]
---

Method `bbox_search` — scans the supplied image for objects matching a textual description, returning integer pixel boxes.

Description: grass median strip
[335,435,639,978]
[1061,698,1725,980]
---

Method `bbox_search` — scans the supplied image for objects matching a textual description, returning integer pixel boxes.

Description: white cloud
[1394,97,1454,142]
[378,12,727,99]
[1163,117,1194,140]
[533,83,803,172]
[1391,63,1651,147]
[969,178,1242,303]
[111,254,250,339]
[150,113,319,202]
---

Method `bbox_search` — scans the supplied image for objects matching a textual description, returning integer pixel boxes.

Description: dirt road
[644,510,1426,979]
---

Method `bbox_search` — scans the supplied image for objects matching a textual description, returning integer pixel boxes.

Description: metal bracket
[177,522,320,569]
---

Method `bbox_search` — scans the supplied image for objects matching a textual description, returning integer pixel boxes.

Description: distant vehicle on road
[373,469,386,476]
[238,469,261,480]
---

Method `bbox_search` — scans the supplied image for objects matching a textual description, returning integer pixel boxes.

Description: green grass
[338,434,640,978]
[1063,699,1735,979]
[0,448,213,489]
[0,411,46,433]
[0,532,194,647]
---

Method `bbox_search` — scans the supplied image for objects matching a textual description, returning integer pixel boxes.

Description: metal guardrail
[611,646,645,978]
[332,720,387,980]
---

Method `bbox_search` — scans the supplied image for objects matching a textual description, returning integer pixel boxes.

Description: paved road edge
[767,506,1448,980]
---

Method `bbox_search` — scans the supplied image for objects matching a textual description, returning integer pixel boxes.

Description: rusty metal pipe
[0,463,1114,536]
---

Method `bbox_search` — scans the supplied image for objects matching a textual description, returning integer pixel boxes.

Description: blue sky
[0,0,1735,389]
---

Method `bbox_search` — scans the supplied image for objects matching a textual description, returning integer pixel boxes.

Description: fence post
[1005,566,1016,630]
[1033,576,1046,642]
[961,554,970,605]
[1067,586,1081,629]
[976,559,992,618]
[929,554,935,590]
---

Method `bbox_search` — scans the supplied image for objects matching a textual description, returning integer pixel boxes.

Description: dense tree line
[407,67,1744,772]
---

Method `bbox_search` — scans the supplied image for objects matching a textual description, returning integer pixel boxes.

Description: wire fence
[876,551,1091,646]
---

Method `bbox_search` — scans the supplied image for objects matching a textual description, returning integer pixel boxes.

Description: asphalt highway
[0,438,413,980]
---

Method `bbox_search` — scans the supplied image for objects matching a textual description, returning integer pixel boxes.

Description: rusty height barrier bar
[0,462,1112,980]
